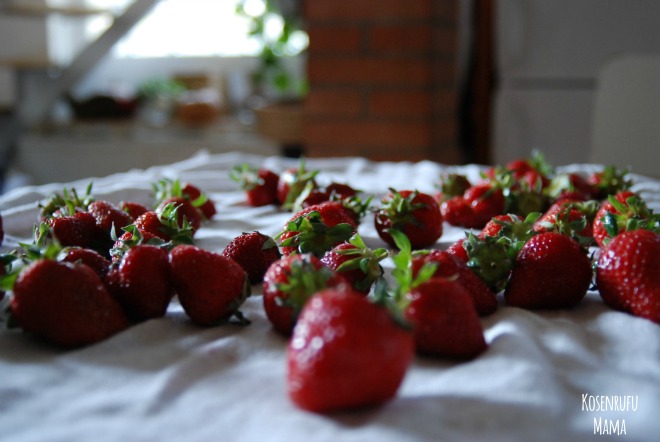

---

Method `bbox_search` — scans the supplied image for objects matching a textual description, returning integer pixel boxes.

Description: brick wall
[302,0,462,163]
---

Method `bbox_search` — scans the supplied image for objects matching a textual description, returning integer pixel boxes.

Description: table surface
[0,151,658,442]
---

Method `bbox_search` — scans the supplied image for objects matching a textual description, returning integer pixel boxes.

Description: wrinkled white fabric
[0,151,658,442]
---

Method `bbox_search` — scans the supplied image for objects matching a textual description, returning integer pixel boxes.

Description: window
[84,0,261,58]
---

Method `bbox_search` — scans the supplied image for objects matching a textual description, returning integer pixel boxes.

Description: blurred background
[1,0,659,190]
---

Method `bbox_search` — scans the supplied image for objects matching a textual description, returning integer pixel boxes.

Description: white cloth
[0,151,658,442]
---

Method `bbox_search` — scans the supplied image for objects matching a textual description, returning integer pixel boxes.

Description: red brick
[307,25,362,53]
[369,24,434,53]
[304,89,364,117]
[307,57,434,86]
[304,0,434,21]
[368,90,433,117]
[304,119,432,149]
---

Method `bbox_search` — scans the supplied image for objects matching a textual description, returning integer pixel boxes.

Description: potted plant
[236,0,308,154]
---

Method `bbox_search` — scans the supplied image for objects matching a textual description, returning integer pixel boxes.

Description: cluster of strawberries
[0,180,257,348]
[0,153,657,416]
[232,155,658,413]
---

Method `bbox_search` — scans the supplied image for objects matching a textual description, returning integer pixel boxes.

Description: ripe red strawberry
[169,244,250,326]
[58,246,111,279]
[320,234,387,294]
[262,254,346,335]
[47,211,96,248]
[592,191,652,248]
[548,172,596,202]
[9,259,129,347]
[182,183,217,219]
[157,196,202,232]
[120,201,150,220]
[442,183,506,229]
[412,249,498,316]
[153,178,217,220]
[534,200,597,244]
[87,200,133,251]
[464,182,506,225]
[479,214,518,239]
[278,201,357,257]
[446,238,469,263]
[404,277,488,359]
[387,230,487,359]
[230,163,280,207]
[375,189,443,249]
[132,204,196,243]
[504,232,592,309]
[105,244,174,321]
[287,285,414,413]
[222,231,282,284]
[596,229,659,323]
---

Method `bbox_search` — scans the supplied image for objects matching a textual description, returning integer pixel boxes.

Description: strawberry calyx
[333,234,388,292]
[437,173,471,201]
[464,232,516,292]
[338,194,373,223]
[275,254,337,313]
[282,160,320,210]
[39,182,94,218]
[487,212,540,252]
[153,178,209,210]
[278,211,355,257]
[600,195,655,243]
[229,163,264,191]
[589,166,633,199]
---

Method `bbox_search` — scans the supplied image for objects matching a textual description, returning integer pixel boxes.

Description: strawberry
[504,232,592,309]
[442,183,505,229]
[153,178,217,220]
[534,200,598,244]
[411,249,498,316]
[404,278,488,359]
[132,203,196,243]
[320,234,387,294]
[592,191,654,248]
[278,201,357,257]
[87,200,133,252]
[182,183,217,219]
[596,229,660,323]
[120,201,150,220]
[230,163,280,207]
[287,285,414,413]
[105,244,174,322]
[374,189,443,249]
[169,245,250,326]
[222,231,282,284]
[9,259,129,347]
[388,230,487,359]
[46,210,97,248]
[58,246,111,279]
[262,254,346,335]
[446,238,469,263]
[157,196,202,232]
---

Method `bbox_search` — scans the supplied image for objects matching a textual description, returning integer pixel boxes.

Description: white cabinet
[493,0,660,166]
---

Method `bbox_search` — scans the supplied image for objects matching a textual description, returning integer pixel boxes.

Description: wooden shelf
[0,57,58,69]
[1,4,114,17]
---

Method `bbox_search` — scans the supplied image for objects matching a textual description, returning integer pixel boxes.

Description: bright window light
[86,0,262,58]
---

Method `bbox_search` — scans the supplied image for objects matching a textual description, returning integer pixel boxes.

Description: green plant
[236,0,308,99]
